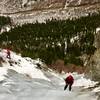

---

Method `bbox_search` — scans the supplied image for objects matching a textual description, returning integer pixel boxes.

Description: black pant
[64,84,72,91]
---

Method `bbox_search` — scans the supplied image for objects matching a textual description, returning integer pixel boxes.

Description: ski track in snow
[0,49,98,100]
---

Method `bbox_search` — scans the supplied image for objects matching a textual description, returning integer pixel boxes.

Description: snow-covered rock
[0,49,50,81]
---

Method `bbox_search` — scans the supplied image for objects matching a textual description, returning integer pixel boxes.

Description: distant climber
[64,75,74,91]
[6,49,11,59]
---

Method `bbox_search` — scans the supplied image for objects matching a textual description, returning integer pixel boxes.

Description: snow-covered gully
[0,49,98,100]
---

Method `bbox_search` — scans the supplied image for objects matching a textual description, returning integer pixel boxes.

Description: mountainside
[0,0,100,25]
[0,0,100,14]
[0,48,98,100]
[1,0,100,84]
[66,0,100,6]
[0,14,98,67]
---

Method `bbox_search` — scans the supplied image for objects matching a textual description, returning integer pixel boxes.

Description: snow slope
[0,49,49,81]
[0,49,99,100]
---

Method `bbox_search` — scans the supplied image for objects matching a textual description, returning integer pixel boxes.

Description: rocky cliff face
[0,0,100,14]
[66,0,100,6]
[0,0,65,13]
[0,0,99,25]
[86,29,100,81]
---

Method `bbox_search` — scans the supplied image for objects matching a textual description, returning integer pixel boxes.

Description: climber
[64,75,74,91]
[6,49,11,59]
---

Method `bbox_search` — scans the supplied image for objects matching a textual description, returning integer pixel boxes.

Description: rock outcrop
[0,0,100,13]
[86,29,100,81]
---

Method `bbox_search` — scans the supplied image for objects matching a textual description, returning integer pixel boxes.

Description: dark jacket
[65,75,74,85]
[7,49,10,55]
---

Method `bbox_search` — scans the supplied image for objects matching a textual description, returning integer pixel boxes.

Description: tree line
[0,16,11,31]
[0,13,99,65]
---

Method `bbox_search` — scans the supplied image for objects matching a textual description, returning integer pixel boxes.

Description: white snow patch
[22,0,28,6]
[0,49,50,81]
[92,86,100,93]
[70,36,79,44]
[0,67,8,81]
[96,27,100,33]
[78,0,82,5]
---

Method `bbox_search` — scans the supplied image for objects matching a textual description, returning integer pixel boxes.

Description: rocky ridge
[0,0,100,25]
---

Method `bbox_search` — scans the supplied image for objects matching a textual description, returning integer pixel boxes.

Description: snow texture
[0,49,98,100]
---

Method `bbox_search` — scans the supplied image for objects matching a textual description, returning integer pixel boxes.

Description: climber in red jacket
[6,49,11,59]
[64,75,74,91]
